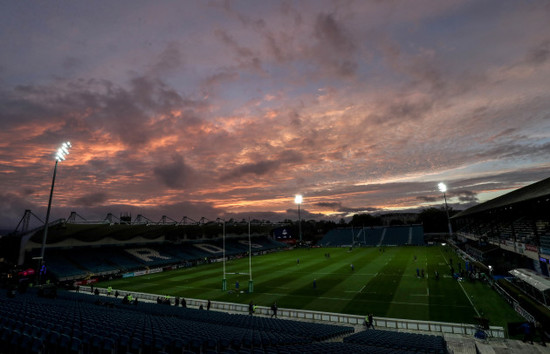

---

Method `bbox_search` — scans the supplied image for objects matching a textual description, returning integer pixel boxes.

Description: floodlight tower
[295,194,303,243]
[248,219,253,293]
[41,142,72,259]
[438,182,453,236]
[40,142,72,280]
[217,218,227,291]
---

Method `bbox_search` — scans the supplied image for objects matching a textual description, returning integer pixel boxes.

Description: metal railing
[81,286,505,338]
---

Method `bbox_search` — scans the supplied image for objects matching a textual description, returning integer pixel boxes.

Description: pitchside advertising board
[122,267,163,278]
[272,227,296,245]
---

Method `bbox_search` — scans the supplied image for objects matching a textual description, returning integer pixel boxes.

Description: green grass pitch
[97,245,523,328]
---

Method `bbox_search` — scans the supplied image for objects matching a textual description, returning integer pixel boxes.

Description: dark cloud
[74,192,109,207]
[214,29,264,73]
[264,32,286,62]
[0,74,207,150]
[314,201,379,214]
[315,202,341,209]
[406,59,446,93]
[338,206,380,213]
[455,190,479,203]
[384,97,435,123]
[525,39,550,66]
[150,42,184,75]
[0,193,41,230]
[284,208,326,220]
[221,149,304,181]
[202,70,240,92]
[153,153,196,189]
[417,195,438,203]
[20,188,36,197]
[222,160,280,180]
[309,12,358,77]
[62,57,82,71]
[314,13,355,55]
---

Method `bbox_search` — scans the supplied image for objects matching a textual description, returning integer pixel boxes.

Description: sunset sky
[1,1,550,230]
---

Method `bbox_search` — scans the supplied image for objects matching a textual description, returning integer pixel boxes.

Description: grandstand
[453,176,550,275]
[318,225,424,247]
[0,287,454,353]
[27,236,285,282]
[452,176,550,343]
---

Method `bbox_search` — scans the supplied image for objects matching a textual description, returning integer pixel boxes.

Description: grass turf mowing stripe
[438,247,481,317]
[95,245,522,327]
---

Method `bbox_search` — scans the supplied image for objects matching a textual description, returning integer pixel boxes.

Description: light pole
[438,182,453,236]
[40,142,71,281]
[295,194,303,243]
[217,218,227,291]
[248,219,253,293]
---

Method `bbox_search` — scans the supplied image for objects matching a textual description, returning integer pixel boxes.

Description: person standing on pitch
[368,313,375,329]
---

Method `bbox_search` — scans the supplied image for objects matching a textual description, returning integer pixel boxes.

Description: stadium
[1,178,550,353]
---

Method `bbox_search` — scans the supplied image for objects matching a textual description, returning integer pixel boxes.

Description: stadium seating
[318,228,364,247]
[41,249,88,280]
[458,215,547,249]
[361,228,384,246]
[344,328,447,353]
[318,226,424,247]
[0,288,447,354]
[65,248,121,275]
[37,236,286,281]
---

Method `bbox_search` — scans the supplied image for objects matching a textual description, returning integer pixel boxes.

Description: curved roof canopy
[509,268,550,293]
[452,177,550,218]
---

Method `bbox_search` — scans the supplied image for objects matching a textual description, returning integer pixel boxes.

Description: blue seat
[117,334,130,352]
[231,338,242,350]
[190,338,202,352]
[0,326,11,348]
[205,338,217,351]
[9,329,21,352]
[129,337,142,354]
[59,333,72,351]
[218,338,230,351]
[69,337,82,354]
[142,334,154,352]
[102,337,116,354]
[18,333,33,353]
[30,337,45,354]
[90,334,103,353]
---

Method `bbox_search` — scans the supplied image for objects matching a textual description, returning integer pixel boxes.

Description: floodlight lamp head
[55,141,72,162]
[438,182,447,193]
[294,194,303,204]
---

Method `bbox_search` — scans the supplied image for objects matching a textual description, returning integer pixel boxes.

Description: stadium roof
[452,176,550,218]
[509,268,550,293]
